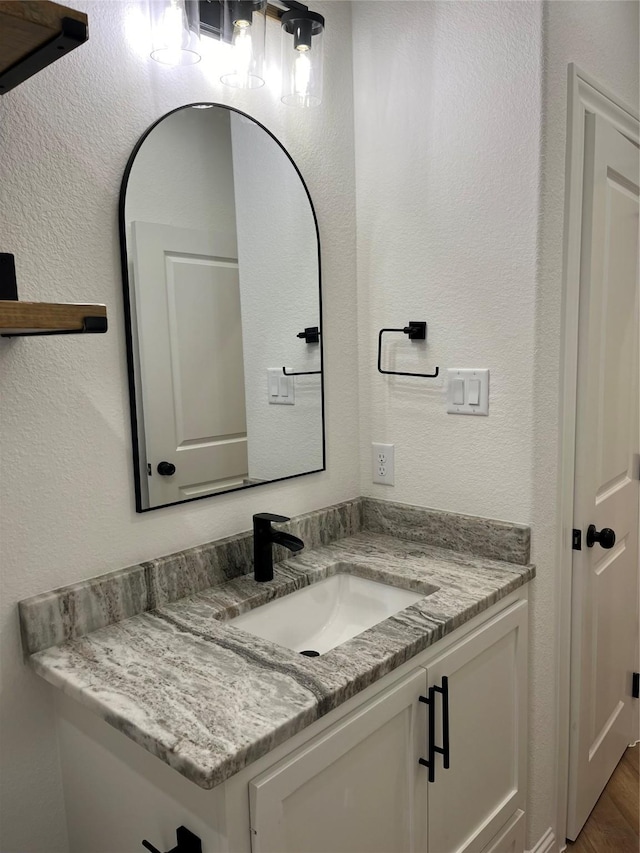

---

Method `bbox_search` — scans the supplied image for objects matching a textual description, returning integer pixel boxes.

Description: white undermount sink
[229,572,436,656]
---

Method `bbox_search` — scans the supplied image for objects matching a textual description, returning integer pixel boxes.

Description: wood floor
[567,744,639,853]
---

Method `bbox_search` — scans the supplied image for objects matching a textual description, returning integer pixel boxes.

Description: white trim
[555,63,640,848]
[526,827,556,853]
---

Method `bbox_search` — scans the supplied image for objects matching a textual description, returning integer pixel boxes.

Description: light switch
[267,369,295,405]
[468,379,480,405]
[446,369,489,415]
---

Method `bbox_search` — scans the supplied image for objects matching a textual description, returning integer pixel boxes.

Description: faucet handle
[253,513,290,524]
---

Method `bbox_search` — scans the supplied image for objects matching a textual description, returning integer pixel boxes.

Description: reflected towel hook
[296,326,320,344]
[377,321,439,378]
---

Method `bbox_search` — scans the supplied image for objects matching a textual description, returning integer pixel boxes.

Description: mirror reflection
[120,104,324,511]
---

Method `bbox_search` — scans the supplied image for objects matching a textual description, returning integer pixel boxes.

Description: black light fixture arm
[377,321,439,378]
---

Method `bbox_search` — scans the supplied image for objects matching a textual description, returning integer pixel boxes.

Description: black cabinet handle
[439,676,450,770]
[418,676,450,782]
[418,686,436,782]
[142,826,202,853]
[586,525,616,549]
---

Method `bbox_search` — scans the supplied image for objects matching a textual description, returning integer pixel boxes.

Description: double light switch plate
[446,369,489,415]
[268,368,295,405]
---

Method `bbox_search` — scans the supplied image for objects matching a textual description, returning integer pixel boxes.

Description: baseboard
[526,827,556,853]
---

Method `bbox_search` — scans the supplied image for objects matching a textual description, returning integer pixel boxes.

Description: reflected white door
[131,221,248,507]
[567,114,640,838]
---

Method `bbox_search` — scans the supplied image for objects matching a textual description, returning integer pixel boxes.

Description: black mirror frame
[118,103,325,513]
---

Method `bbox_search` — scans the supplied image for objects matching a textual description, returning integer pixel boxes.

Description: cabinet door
[249,669,428,853]
[426,601,527,853]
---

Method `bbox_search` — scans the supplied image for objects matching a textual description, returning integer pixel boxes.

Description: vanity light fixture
[280,7,324,107]
[150,0,201,66]
[198,1,325,106]
[220,0,268,88]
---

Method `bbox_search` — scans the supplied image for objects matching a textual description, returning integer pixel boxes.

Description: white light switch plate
[446,369,489,415]
[268,368,295,405]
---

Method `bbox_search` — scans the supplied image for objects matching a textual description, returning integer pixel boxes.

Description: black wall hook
[377,321,439,378]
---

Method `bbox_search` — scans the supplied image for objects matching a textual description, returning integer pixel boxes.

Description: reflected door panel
[132,221,248,507]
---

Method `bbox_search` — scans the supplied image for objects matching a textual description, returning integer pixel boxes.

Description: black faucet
[253,513,304,582]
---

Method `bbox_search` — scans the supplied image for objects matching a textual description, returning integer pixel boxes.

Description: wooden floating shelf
[0,0,88,95]
[0,300,107,336]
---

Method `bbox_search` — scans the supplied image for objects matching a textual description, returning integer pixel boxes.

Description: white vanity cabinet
[55,592,528,853]
[249,598,528,853]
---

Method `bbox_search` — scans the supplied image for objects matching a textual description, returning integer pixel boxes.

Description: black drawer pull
[418,676,450,782]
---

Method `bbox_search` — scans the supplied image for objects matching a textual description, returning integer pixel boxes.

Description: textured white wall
[231,113,323,482]
[0,2,357,850]
[353,0,541,523]
[534,0,639,846]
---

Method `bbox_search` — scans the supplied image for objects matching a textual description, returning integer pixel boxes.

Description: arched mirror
[119,104,324,511]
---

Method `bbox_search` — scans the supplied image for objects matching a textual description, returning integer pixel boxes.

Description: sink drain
[300,649,320,657]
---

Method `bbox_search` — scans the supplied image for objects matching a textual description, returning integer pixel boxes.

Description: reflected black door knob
[157,461,176,476]
[586,525,616,549]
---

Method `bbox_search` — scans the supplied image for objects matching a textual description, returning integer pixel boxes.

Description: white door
[426,601,528,853]
[567,114,640,839]
[131,221,249,507]
[249,669,428,853]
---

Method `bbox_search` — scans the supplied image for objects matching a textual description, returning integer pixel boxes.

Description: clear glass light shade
[220,0,267,89]
[150,0,201,66]
[281,12,324,107]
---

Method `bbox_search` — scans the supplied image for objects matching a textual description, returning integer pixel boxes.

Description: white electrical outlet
[372,443,395,485]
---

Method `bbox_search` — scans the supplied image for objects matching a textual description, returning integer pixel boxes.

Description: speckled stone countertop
[27,528,534,790]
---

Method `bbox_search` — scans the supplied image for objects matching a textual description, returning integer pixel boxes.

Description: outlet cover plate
[372,442,395,485]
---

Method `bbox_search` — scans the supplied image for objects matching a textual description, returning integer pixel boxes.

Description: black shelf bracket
[0,17,89,96]
[0,254,18,300]
[377,321,439,378]
[2,317,108,338]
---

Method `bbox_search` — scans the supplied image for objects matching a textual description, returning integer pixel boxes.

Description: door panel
[567,113,640,839]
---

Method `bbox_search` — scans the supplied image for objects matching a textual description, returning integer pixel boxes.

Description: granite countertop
[27,528,534,790]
